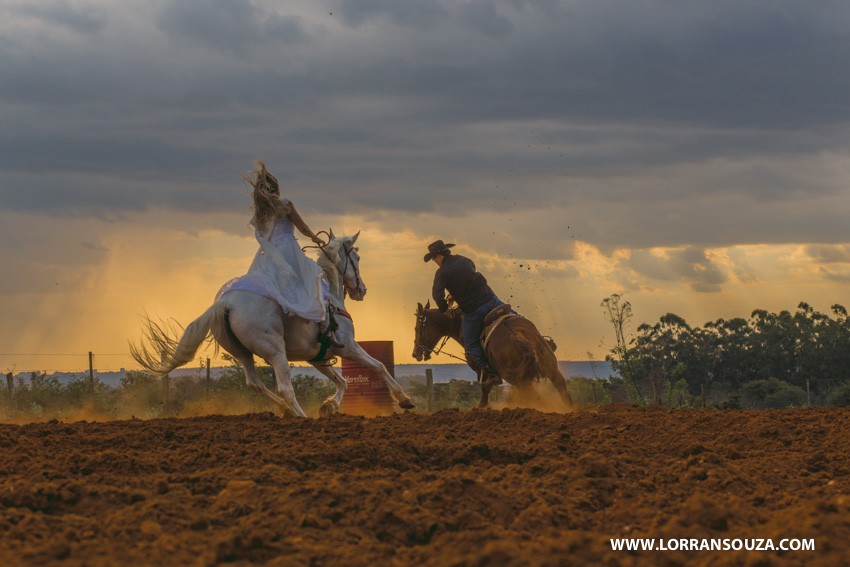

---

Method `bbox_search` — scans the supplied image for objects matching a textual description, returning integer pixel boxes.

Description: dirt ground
[1,405,848,566]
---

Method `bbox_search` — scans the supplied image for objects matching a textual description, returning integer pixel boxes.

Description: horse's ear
[350,230,360,244]
[425,300,430,310]
[417,302,423,313]
[329,228,336,240]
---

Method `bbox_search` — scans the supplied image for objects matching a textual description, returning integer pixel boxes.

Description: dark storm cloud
[335,0,448,28]
[317,0,850,130]
[14,1,108,34]
[459,0,513,38]
[806,244,850,264]
[156,0,306,56]
[1,0,849,250]
[624,247,727,293]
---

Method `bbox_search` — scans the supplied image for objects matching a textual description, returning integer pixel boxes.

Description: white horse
[131,230,415,417]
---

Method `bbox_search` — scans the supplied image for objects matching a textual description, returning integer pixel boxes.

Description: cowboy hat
[423,240,455,262]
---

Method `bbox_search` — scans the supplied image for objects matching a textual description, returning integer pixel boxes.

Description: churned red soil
[1,406,848,566]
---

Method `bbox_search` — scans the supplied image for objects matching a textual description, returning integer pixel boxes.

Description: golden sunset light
[3,2,850,564]
[0,0,848,377]
[2,210,848,372]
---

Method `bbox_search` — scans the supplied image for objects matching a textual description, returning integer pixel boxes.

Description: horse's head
[413,300,442,361]
[326,229,367,301]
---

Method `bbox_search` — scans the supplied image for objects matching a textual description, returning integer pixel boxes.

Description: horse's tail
[492,320,543,384]
[130,302,229,376]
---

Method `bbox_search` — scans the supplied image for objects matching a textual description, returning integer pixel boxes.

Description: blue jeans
[462,295,504,372]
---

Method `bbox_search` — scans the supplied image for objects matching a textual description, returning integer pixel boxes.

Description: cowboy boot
[319,308,344,349]
[479,363,501,387]
[318,323,344,348]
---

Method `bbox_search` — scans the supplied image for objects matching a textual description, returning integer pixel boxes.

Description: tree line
[603,294,850,408]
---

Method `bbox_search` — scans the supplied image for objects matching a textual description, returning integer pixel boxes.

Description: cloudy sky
[2,0,849,372]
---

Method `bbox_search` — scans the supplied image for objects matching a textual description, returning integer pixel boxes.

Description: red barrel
[341,341,395,416]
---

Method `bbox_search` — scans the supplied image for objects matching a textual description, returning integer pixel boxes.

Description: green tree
[742,378,807,409]
[827,382,850,407]
[611,301,850,408]
[601,294,645,404]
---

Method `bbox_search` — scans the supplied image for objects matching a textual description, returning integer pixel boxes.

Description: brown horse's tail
[489,319,543,385]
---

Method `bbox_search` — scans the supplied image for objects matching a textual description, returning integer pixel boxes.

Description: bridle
[415,309,466,362]
[305,230,363,299]
[336,242,362,298]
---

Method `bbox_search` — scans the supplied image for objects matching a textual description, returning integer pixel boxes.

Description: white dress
[217,204,326,322]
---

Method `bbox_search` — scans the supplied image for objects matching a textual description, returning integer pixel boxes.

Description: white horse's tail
[130,302,228,376]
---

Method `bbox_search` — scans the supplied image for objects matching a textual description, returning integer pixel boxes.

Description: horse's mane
[429,306,462,323]
[316,236,345,297]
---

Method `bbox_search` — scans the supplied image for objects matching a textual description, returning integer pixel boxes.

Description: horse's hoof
[319,400,338,417]
[399,399,415,410]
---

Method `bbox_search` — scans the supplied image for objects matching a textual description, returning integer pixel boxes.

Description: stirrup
[320,306,343,348]
[477,364,497,383]
[479,366,501,387]
[327,332,344,349]
[319,325,344,348]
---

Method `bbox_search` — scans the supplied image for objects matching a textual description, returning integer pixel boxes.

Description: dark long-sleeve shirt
[432,254,495,314]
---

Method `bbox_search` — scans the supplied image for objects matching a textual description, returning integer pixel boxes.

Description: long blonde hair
[249,160,291,229]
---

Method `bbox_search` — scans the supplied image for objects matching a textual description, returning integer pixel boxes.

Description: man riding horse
[424,240,505,383]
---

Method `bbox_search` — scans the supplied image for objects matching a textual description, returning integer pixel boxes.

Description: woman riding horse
[217,160,342,347]
[131,162,415,416]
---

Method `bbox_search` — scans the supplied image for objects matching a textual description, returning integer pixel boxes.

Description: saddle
[480,304,519,351]
[483,303,513,327]
[479,303,558,353]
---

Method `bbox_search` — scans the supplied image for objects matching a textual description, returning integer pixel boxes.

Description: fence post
[88,351,95,401]
[206,358,211,397]
[5,372,13,412]
[425,368,434,413]
[592,380,598,405]
[806,378,811,407]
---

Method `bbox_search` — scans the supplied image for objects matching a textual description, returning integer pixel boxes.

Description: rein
[417,336,466,362]
[417,310,466,362]
[303,230,361,298]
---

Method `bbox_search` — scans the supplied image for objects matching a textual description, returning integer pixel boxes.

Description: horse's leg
[547,366,574,409]
[212,309,297,416]
[334,319,414,409]
[479,380,493,408]
[311,363,347,417]
[240,355,299,417]
[476,343,504,409]
[231,324,305,417]
[222,292,303,417]
[267,351,307,418]
[477,362,503,408]
[339,342,414,410]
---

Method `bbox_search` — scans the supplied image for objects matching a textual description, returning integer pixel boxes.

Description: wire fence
[0,352,232,374]
[0,356,472,420]
[0,360,343,421]
[0,351,621,421]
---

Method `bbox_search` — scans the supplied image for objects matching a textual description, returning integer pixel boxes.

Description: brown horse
[413,301,573,409]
